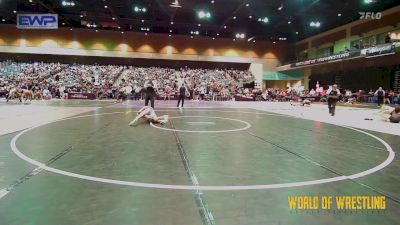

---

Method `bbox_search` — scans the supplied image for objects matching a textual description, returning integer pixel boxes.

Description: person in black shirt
[144,80,156,108]
[177,83,187,108]
[327,84,340,116]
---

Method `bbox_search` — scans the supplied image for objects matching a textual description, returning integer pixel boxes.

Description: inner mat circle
[150,116,251,133]
[10,111,395,191]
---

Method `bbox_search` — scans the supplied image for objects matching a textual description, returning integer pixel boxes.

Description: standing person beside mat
[144,77,157,108]
[374,87,385,107]
[327,84,341,116]
[177,83,189,108]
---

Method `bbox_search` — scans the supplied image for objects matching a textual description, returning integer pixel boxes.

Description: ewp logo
[17,14,58,29]
[359,12,382,20]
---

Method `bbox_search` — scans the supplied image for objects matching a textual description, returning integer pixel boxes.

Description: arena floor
[0,100,399,225]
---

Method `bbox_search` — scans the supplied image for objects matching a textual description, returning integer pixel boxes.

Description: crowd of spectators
[0,61,255,101]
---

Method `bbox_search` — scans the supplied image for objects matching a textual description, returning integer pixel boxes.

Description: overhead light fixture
[223,25,227,29]
[104,5,108,8]
[216,33,220,36]
[134,6,147,13]
[245,3,249,7]
[13,10,17,13]
[198,11,211,19]
[211,0,215,3]
[170,21,174,25]
[233,16,237,20]
[249,15,252,19]
[235,33,245,39]
[288,21,291,24]
[310,21,321,27]
[278,4,283,10]
[2,19,5,22]
[258,17,269,23]
[338,13,342,17]
[170,0,182,8]
[62,1,75,7]
[295,31,299,35]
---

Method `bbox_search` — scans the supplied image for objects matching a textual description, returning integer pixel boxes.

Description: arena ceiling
[0,0,398,42]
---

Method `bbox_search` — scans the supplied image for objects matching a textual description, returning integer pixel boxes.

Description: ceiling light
[169,0,182,8]
[216,33,219,36]
[235,33,245,39]
[112,17,116,20]
[2,19,5,22]
[253,40,255,43]
[233,16,237,19]
[198,11,211,19]
[191,36,193,39]
[169,34,171,37]
[80,15,84,18]
[169,29,172,33]
[295,31,299,34]
[223,26,227,29]
[13,10,17,13]
[211,0,214,3]
[278,4,283,10]
[170,21,174,25]
[246,3,249,7]
[142,8,147,12]
[273,41,276,44]
[104,5,108,8]
[288,21,291,24]
[95,30,98,32]
[145,33,148,35]
[258,17,269,23]
[338,13,342,17]
[249,15,252,19]
[198,24,201,27]
[121,31,124,34]
[310,21,321,27]
[70,28,73,30]
[29,0,33,2]
[212,37,215,40]
[141,20,144,23]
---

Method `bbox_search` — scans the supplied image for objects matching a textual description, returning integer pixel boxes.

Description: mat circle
[10,111,395,191]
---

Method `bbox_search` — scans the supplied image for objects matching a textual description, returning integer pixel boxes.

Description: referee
[327,84,340,116]
[177,83,188,108]
[144,79,157,108]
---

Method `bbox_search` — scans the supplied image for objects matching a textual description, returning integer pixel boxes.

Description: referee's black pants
[328,98,337,115]
[145,93,155,108]
[177,95,185,108]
